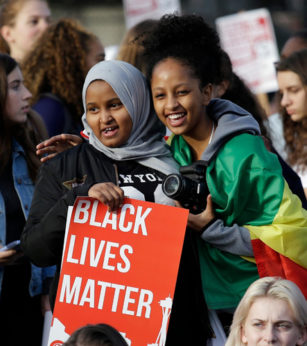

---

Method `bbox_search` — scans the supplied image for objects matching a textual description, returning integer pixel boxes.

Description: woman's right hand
[36,134,83,162]
[88,183,125,212]
[0,249,21,265]
[186,194,215,232]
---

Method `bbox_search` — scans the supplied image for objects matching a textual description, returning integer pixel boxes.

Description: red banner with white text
[48,197,188,346]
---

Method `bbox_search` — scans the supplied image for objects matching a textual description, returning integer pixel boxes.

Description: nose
[263,326,277,344]
[39,18,49,33]
[166,94,179,110]
[281,92,290,108]
[22,84,32,100]
[99,110,113,124]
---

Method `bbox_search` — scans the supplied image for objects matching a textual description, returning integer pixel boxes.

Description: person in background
[268,28,307,158]
[0,0,51,62]
[116,19,158,75]
[0,53,55,346]
[142,13,307,340]
[21,17,105,137]
[275,49,307,199]
[226,277,307,346]
[63,324,129,346]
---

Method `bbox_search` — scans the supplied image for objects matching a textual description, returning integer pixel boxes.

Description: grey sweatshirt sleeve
[200,219,253,257]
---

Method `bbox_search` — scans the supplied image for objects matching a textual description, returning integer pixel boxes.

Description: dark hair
[0,53,44,180]
[212,49,268,136]
[222,73,268,137]
[142,14,222,88]
[63,324,128,346]
[275,49,307,168]
[214,49,233,86]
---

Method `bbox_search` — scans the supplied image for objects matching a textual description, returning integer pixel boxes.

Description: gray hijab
[82,60,178,175]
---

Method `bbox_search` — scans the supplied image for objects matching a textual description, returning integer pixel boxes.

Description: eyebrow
[152,83,190,90]
[8,79,21,85]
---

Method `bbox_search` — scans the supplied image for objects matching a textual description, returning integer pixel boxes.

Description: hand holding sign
[48,197,188,346]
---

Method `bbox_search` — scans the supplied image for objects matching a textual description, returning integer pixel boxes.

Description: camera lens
[162,174,182,198]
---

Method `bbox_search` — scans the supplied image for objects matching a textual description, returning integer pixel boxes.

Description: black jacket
[21,143,118,301]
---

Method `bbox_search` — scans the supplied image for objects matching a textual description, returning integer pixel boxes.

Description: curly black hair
[142,14,222,87]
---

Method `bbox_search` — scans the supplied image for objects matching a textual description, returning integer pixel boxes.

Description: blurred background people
[275,49,307,199]
[21,17,105,137]
[281,29,307,59]
[226,277,307,346]
[116,18,158,75]
[0,53,54,346]
[0,0,51,62]
[63,323,129,346]
[268,28,307,159]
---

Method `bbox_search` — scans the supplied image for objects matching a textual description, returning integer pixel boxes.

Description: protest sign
[122,0,181,29]
[216,8,279,94]
[48,197,188,346]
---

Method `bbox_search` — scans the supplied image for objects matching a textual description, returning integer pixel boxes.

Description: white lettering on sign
[59,274,153,318]
[73,199,152,236]
[66,235,133,273]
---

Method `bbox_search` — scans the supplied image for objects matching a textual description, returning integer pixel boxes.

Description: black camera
[162,161,209,214]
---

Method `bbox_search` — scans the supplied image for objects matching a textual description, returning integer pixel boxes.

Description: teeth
[104,127,114,132]
[168,113,184,120]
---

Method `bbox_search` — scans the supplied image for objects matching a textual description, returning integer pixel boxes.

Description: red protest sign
[48,197,188,346]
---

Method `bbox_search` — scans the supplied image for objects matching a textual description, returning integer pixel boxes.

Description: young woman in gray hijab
[20,59,179,300]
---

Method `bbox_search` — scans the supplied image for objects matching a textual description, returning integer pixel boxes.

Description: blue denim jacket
[0,139,55,297]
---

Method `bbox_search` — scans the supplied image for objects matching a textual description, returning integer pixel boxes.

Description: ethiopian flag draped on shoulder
[169,133,307,309]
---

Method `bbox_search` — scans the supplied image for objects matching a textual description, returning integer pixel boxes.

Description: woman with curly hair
[0,0,51,62]
[276,49,307,199]
[22,18,105,137]
[142,13,307,342]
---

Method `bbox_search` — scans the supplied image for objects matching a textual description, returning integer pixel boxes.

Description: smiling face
[2,0,51,61]
[86,80,133,148]
[151,57,212,139]
[277,70,307,122]
[241,297,306,346]
[5,66,32,125]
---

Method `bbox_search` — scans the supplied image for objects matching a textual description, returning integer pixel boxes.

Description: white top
[293,165,307,188]
[266,112,287,159]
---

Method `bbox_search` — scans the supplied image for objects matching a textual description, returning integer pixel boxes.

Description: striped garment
[170,132,307,309]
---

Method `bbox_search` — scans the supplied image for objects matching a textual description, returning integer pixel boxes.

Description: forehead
[152,57,198,83]
[17,0,50,17]
[7,66,22,82]
[86,80,117,98]
[277,70,303,87]
[247,297,294,320]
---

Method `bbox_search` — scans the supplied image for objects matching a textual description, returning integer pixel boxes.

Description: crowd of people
[0,1,306,345]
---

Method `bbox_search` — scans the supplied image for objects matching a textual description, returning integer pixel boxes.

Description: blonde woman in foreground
[226,277,307,346]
